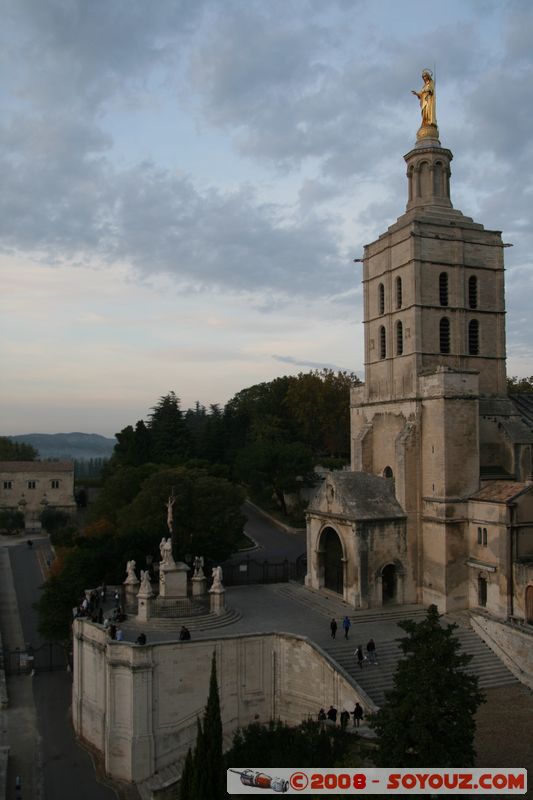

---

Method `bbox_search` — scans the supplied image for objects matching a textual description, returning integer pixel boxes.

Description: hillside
[9,432,116,461]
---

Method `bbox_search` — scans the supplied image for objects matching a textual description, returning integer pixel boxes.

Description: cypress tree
[179,747,193,800]
[189,652,225,799]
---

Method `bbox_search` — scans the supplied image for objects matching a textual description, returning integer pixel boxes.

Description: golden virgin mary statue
[412,69,439,139]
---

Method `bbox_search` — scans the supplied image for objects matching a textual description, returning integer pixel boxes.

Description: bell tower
[350,70,509,610]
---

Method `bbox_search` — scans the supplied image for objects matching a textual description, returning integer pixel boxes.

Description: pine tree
[369,605,485,767]
[148,392,191,464]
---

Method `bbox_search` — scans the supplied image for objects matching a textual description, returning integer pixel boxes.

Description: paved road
[7,540,119,800]
[241,503,306,561]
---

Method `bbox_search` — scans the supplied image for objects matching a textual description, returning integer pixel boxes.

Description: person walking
[136,632,147,645]
[366,637,378,664]
[340,709,350,730]
[326,705,337,724]
[330,618,337,639]
[354,645,365,669]
[342,615,351,640]
[352,702,364,728]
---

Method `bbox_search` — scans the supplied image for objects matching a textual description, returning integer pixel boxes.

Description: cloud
[272,354,352,372]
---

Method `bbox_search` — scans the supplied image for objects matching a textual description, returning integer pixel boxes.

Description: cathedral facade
[306,90,533,623]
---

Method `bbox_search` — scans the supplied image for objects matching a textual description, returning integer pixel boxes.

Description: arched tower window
[383,466,393,479]
[439,272,449,306]
[439,318,450,354]
[395,276,402,309]
[468,319,479,355]
[468,276,478,309]
[379,326,386,359]
[396,320,403,355]
[378,283,385,315]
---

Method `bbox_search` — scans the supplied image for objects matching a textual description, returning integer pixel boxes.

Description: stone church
[306,79,533,623]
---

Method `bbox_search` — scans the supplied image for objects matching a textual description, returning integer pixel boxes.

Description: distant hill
[9,432,116,461]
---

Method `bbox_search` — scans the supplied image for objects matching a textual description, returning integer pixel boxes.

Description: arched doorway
[526,586,533,624]
[478,574,488,608]
[320,527,344,595]
[381,563,396,604]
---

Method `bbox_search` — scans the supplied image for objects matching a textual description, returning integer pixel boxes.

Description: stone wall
[72,623,373,784]
[470,613,533,690]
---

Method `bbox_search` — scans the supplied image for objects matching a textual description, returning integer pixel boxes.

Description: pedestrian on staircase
[366,637,378,664]
[330,618,337,639]
[352,702,364,728]
[354,645,365,669]
[342,615,351,639]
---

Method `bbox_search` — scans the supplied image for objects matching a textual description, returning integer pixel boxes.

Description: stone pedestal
[159,562,189,599]
[210,589,225,616]
[192,576,207,596]
[124,581,140,609]
[137,594,152,622]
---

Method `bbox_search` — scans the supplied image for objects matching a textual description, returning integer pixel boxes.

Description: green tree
[148,392,191,463]
[39,507,70,533]
[369,605,485,767]
[236,440,314,516]
[0,436,38,461]
[285,369,360,457]
[507,375,533,393]
[0,509,25,534]
[184,653,225,800]
[117,467,245,562]
[112,420,152,467]
[226,718,351,769]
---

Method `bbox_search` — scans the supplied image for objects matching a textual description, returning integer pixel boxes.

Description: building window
[439,272,449,306]
[378,283,385,315]
[27,481,37,490]
[468,276,478,309]
[468,319,479,355]
[396,320,403,355]
[379,326,386,359]
[51,480,60,489]
[482,527,487,546]
[383,466,394,479]
[3,481,12,490]
[439,317,450,354]
[396,276,402,309]
[477,527,482,544]
[478,575,487,607]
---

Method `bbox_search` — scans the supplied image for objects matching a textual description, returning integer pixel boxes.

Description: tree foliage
[0,509,25,534]
[0,436,38,461]
[226,719,351,769]
[369,605,485,767]
[507,375,533,393]
[180,653,225,800]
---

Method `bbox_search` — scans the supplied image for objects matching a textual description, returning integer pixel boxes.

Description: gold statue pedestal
[416,123,439,144]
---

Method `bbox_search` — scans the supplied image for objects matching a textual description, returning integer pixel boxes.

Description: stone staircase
[325,626,519,707]
[122,606,242,636]
[274,582,429,623]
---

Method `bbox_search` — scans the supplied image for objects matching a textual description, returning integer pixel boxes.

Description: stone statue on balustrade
[210,565,224,593]
[124,559,139,585]
[138,569,153,598]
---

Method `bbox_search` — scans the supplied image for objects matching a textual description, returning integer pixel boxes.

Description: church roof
[510,393,533,433]
[308,471,405,521]
[470,481,532,504]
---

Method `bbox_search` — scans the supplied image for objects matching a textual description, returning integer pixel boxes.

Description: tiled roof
[0,461,74,472]
[470,481,531,503]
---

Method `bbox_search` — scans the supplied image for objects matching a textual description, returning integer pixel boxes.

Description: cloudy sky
[1,0,532,437]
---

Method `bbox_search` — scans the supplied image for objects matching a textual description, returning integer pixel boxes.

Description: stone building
[0,461,76,530]
[306,103,533,623]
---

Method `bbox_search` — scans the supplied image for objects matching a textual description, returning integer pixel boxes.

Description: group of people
[354,638,378,667]
[329,616,352,640]
[318,702,364,729]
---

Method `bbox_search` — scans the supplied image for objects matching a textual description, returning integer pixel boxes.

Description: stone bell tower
[350,69,509,610]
